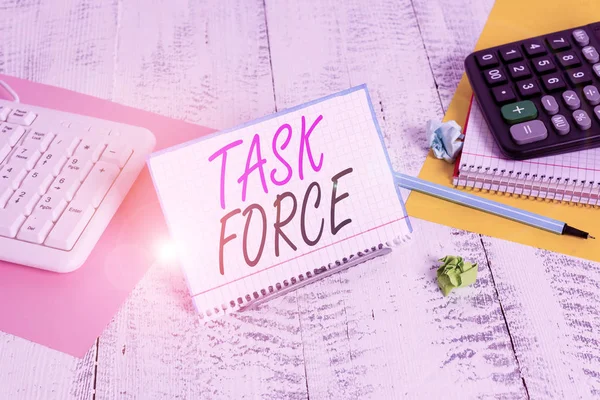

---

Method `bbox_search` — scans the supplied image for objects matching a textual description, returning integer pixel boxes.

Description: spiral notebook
[148,85,411,317]
[454,99,600,205]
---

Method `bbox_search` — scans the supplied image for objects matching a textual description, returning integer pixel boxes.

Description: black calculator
[464,22,600,160]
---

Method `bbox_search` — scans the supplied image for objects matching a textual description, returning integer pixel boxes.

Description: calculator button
[501,100,538,124]
[582,46,600,64]
[573,110,592,130]
[541,73,566,91]
[551,114,570,135]
[483,67,507,85]
[476,52,499,68]
[510,120,548,145]
[594,63,600,78]
[583,85,600,105]
[547,34,571,51]
[573,29,590,47]
[523,40,547,57]
[557,51,581,68]
[562,90,581,110]
[594,105,600,121]
[541,95,559,115]
[566,67,592,85]
[492,85,516,103]
[532,56,556,74]
[516,79,540,97]
[499,46,523,63]
[508,61,531,80]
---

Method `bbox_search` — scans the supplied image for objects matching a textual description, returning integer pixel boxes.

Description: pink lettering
[208,139,243,209]
[270,123,293,186]
[298,115,324,180]
[237,134,269,202]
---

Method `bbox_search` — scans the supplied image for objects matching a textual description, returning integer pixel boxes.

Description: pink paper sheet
[0,74,215,357]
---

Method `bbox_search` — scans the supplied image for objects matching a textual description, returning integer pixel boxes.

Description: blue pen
[394,172,595,240]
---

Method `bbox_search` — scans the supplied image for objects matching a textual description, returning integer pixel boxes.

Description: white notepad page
[148,86,411,317]
[457,101,600,203]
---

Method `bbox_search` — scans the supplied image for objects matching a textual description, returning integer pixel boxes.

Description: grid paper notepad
[455,100,600,205]
[148,85,411,317]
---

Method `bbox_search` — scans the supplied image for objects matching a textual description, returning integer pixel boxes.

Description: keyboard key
[21,170,54,195]
[484,67,507,85]
[567,67,592,85]
[582,46,600,64]
[0,123,26,146]
[492,85,516,103]
[541,95,559,115]
[0,163,27,189]
[551,114,570,135]
[573,109,592,130]
[74,138,106,162]
[501,100,538,124]
[45,200,95,251]
[0,210,26,238]
[75,162,119,207]
[0,138,11,163]
[17,214,54,244]
[0,106,10,122]
[523,39,546,57]
[10,146,41,171]
[100,143,132,168]
[7,109,36,126]
[594,63,600,78]
[0,182,13,208]
[32,194,68,222]
[22,131,55,152]
[499,46,522,63]
[562,90,581,110]
[541,73,566,91]
[5,189,41,216]
[63,156,94,182]
[546,34,571,51]
[48,173,81,202]
[476,51,498,68]
[516,79,540,97]
[583,85,600,105]
[509,120,548,145]
[36,153,67,179]
[508,61,531,79]
[573,29,590,46]
[557,51,581,68]
[48,136,80,157]
[532,56,556,74]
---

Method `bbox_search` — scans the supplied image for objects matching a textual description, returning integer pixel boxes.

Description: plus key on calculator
[464,21,600,160]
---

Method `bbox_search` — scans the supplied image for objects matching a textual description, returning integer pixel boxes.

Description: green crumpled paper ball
[436,255,478,296]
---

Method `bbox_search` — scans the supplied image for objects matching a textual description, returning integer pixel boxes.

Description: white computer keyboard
[0,99,155,272]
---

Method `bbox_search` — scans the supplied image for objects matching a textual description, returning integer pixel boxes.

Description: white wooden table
[1,1,599,398]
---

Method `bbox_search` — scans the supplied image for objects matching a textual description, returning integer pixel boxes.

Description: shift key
[501,100,538,124]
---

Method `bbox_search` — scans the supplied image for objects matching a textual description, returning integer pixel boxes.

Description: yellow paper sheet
[406,0,600,262]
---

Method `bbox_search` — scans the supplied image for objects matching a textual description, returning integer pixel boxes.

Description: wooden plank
[92,1,309,399]
[481,240,600,398]
[264,0,526,398]
[0,0,119,398]
[0,0,119,100]
[105,0,276,130]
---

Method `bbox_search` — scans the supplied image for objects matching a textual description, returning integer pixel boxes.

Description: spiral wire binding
[196,233,411,319]
[454,163,600,206]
